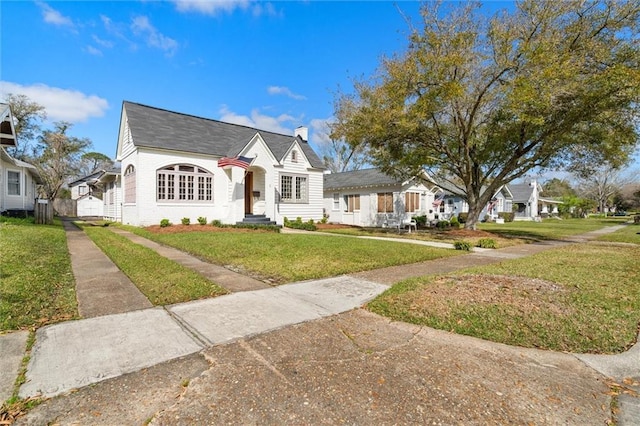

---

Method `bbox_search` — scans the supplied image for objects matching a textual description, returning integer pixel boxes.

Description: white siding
[274,142,323,224]
[1,164,36,211]
[323,180,437,227]
[117,111,136,161]
[123,148,224,226]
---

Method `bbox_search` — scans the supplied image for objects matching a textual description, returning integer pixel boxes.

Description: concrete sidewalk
[63,219,152,318]
[18,276,388,399]
[3,223,638,425]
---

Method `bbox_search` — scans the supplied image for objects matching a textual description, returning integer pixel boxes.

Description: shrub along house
[0,103,40,217]
[115,101,325,226]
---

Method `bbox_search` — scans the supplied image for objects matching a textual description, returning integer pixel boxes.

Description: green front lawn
[81,225,227,305]
[477,217,626,241]
[596,223,640,244]
[368,240,640,354]
[126,226,462,284]
[0,217,77,332]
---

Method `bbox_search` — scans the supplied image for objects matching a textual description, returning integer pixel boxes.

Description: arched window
[157,164,213,202]
[124,165,136,204]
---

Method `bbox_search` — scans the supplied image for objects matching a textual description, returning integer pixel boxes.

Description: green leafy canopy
[332,0,640,228]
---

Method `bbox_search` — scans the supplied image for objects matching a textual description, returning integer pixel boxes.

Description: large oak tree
[331,0,640,229]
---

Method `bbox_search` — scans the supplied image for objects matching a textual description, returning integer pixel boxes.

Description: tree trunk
[464,203,482,230]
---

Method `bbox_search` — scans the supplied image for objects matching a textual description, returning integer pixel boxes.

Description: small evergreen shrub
[181,217,191,225]
[449,216,460,228]
[197,216,207,225]
[284,216,317,231]
[160,219,171,228]
[454,240,472,251]
[477,238,497,249]
[414,215,427,227]
[437,220,450,229]
[457,213,468,224]
[320,215,328,224]
[498,212,515,222]
[211,219,223,227]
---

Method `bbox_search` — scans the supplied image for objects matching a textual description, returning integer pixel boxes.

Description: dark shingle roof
[507,183,534,202]
[324,168,401,191]
[123,101,323,169]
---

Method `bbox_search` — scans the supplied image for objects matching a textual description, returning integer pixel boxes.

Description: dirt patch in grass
[144,225,271,234]
[316,223,359,230]
[407,274,573,317]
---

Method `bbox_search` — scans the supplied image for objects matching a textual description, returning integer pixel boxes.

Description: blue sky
[1,0,435,159]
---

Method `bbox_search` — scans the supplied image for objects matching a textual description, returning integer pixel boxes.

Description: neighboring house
[323,168,439,227]
[421,181,512,221]
[323,168,521,227]
[508,180,561,220]
[115,101,324,226]
[69,170,103,200]
[69,170,105,217]
[0,103,40,216]
[98,165,122,222]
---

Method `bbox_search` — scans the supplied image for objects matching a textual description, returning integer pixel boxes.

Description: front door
[244,172,253,214]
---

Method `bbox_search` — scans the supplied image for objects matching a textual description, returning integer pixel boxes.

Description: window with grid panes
[280,173,308,203]
[157,164,213,202]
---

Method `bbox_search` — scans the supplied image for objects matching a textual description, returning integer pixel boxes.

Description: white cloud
[309,117,333,147]
[0,81,109,123]
[86,45,103,56]
[252,2,281,18]
[36,1,75,29]
[131,16,179,57]
[267,86,307,101]
[218,105,296,135]
[92,35,114,49]
[173,0,251,15]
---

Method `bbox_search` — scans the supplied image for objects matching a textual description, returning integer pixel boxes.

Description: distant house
[97,165,121,222]
[508,180,561,220]
[69,170,105,218]
[323,168,439,227]
[420,181,512,222]
[0,103,40,216]
[115,102,324,226]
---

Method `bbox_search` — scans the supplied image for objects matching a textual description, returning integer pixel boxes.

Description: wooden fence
[34,200,54,225]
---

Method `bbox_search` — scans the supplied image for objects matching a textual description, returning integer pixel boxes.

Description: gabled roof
[69,170,105,187]
[122,101,324,169]
[1,103,17,147]
[324,168,407,191]
[507,183,535,203]
[1,147,40,183]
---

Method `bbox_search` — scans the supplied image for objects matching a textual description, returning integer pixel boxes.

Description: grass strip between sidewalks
[123,225,463,284]
[80,225,227,305]
[0,217,77,332]
[368,237,640,354]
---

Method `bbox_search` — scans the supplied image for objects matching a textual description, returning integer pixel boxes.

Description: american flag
[487,198,498,211]
[432,192,445,207]
[218,156,253,169]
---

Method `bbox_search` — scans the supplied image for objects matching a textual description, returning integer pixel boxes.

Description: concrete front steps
[237,214,277,226]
